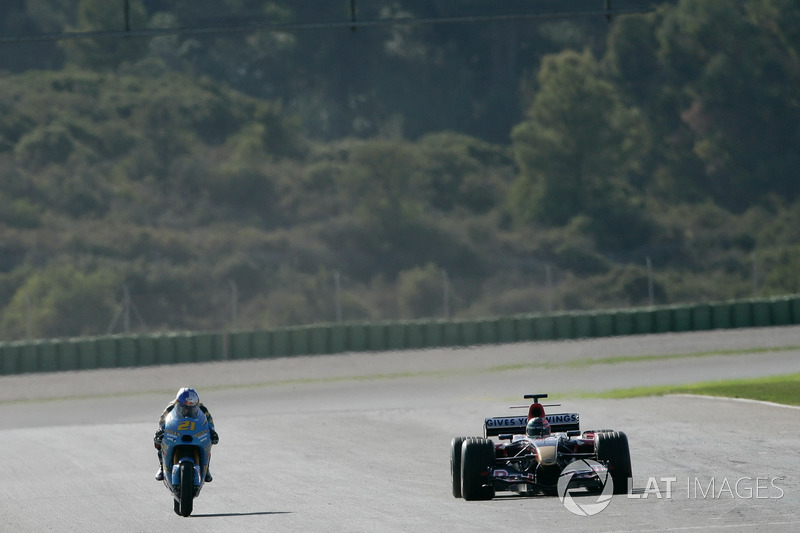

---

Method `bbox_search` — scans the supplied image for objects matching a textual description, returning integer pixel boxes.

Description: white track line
[671,393,800,410]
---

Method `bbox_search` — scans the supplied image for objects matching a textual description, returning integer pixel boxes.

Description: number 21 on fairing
[178,421,196,431]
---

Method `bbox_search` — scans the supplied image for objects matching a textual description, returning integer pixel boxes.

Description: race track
[2,326,800,532]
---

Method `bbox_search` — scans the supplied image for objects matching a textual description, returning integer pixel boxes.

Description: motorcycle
[159,407,213,516]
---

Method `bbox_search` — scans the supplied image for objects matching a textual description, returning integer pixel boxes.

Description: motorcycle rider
[153,387,219,482]
[526,417,551,439]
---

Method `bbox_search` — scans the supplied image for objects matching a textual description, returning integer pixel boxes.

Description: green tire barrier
[464,321,478,344]
[97,338,117,368]
[138,336,157,367]
[195,333,215,362]
[711,303,732,329]
[443,322,459,346]
[331,325,349,353]
[1,343,18,374]
[651,308,668,333]
[533,315,555,340]
[554,313,574,339]
[251,330,270,358]
[174,334,194,364]
[732,302,752,328]
[478,319,498,344]
[633,309,653,335]
[771,298,791,325]
[388,324,406,349]
[58,341,79,371]
[40,341,58,372]
[78,339,98,370]
[229,331,252,360]
[155,334,175,365]
[424,322,443,347]
[613,311,634,336]
[349,324,368,352]
[515,316,535,342]
[674,306,693,332]
[310,326,329,355]
[3,295,800,375]
[691,304,711,331]
[271,329,289,358]
[499,318,516,343]
[118,337,137,367]
[406,323,425,349]
[367,324,386,352]
[594,313,613,337]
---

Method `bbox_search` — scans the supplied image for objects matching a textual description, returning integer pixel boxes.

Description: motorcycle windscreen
[177,404,199,418]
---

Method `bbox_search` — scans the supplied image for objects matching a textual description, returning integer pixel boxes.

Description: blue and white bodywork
[160,407,212,516]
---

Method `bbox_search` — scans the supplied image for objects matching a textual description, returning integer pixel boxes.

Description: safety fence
[2,295,799,375]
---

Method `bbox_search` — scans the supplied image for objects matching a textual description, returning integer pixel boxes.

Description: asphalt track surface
[2,326,800,532]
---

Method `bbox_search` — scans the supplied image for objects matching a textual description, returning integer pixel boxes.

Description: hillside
[1,0,799,340]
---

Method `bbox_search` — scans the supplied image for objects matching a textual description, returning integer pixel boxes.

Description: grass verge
[589,372,800,406]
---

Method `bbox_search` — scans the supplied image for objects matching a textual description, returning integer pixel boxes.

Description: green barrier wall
[2,343,18,373]
[594,313,613,337]
[515,316,535,342]
[271,329,289,357]
[59,341,79,371]
[633,309,653,334]
[155,335,175,365]
[118,337,137,367]
[309,326,329,355]
[2,295,800,375]
[711,303,732,329]
[533,315,555,340]
[406,323,425,349]
[424,322,443,347]
[250,330,269,359]
[40,341,58,372]
[330,325,348,353]
[138,336,157,367]
[349,324,368,352]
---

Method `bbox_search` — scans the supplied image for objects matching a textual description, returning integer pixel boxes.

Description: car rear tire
[595,430,632,494]
[461,437,495,501]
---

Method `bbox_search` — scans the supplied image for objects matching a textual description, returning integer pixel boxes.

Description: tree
[655,0,800,210]
[418,132,513,214]
[510,49,651,250]
[343,139,429,227]
[1,264,121,340]
[60,0,148,70]
[604,7,708,203]
[396,263,445,319]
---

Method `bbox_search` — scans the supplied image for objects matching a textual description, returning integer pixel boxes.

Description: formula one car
[451,394,631,500]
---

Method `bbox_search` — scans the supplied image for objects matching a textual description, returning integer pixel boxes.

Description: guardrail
[2,295,799,375]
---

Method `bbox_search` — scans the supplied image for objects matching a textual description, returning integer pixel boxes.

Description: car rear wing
[484,413,580,437]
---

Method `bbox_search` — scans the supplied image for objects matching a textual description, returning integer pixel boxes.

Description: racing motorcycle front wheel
[178,461,195,517]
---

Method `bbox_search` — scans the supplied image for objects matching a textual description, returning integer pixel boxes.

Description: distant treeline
[1,0,799,340]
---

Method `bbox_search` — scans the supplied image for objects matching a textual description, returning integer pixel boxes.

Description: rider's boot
[205,469,213,482]
[155,449,164,481]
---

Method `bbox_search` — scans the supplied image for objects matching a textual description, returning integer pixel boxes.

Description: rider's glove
[154,427,164,445]
[210,429,219,445]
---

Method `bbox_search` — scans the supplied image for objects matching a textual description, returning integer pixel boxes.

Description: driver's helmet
[175,387,200,418]
[526,417,551,438]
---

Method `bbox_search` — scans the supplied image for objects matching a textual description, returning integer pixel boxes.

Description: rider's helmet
[526,417,551,438]
[175,387,200,418]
